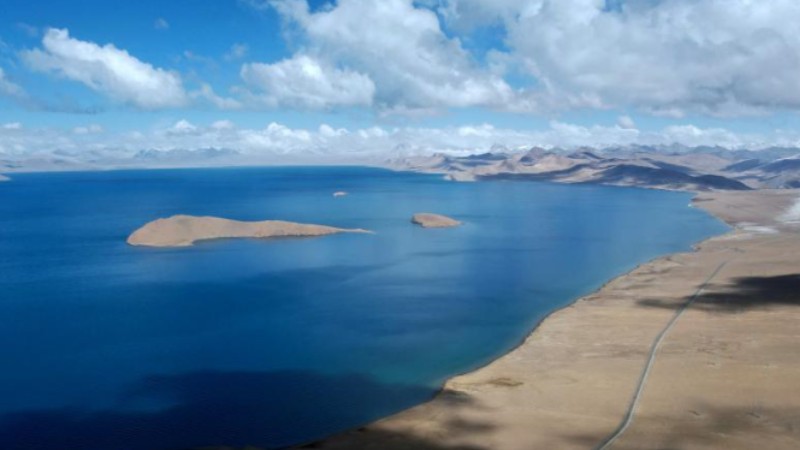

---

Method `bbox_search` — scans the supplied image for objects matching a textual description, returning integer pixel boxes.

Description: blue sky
[1,0,800,160]
[1,1,283,127]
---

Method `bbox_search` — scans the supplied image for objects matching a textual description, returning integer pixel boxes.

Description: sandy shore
[311,189,800,450]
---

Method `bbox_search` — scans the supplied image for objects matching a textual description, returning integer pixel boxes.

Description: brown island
[127,215,370,247]
[411,213,461,228]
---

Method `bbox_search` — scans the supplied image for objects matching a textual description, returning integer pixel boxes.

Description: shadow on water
[0,370,434,450]
[638,274,800,313]
[297,389,491,450]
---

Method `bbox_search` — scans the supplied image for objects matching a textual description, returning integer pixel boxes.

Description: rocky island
[411,213,461,228]
[127,215,370,247]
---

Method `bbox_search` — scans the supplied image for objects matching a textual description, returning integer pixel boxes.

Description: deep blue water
[0,167,727,449]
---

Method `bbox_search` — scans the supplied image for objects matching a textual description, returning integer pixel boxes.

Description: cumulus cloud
[11,1,800,119]
[258,0,516,113]
[21,28,188,109]
[437,0,800,115]
[243,0,800,116]
[168,119,198,134]
[432,0,536,31]
[241,54,375,108]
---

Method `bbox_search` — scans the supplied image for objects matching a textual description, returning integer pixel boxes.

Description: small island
[127,215,370,247]
[411,213,461,228]
[0,174,9,182]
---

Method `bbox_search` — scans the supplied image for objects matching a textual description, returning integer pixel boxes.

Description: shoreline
[294,202,730,448]
[0,162,392,176]
[311,189,800,450]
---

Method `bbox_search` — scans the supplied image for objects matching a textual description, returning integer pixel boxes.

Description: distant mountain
[722,159,764,172]
[3,142,800,191]
[0,148,246,174]
[588,165,749,191]
[760,157,800,173]
[133,148,241,163]
[385,145,800,191]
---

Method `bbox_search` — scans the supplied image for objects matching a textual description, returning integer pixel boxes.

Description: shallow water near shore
[0,166,727,449]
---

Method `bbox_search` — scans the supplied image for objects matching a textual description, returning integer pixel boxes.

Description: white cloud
[617,115,636,130]
[319,123,348,137]
[3,119,799,167]
[191,83,243,109]
[181,50,215,67]
[194,1,796,117]
[168,119,198,134]
[73,124,103,134]
[432,0,538,31]
[260,0,516,113]
[2,122,22,130]
[22,28,188,109]
[660,125,744,148]
[546,120,641,148]
[0,68,25,98]
[16,22,39,37]
[154,18,170,30]
[241,54,375,108]
[224,43,248,61]
[445,0,800,115]
[8,2,800,118]
[210,119,236,131]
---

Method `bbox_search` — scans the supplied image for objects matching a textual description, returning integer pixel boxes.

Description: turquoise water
[0,167,727,449]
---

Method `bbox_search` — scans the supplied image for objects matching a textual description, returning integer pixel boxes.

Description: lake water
[0,167,727,449]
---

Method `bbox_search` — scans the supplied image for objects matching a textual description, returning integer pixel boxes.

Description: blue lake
[0,167,727,449]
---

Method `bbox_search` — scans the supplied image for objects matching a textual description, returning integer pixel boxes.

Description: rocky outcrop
[411,213,461,228]
[127,215,370,247]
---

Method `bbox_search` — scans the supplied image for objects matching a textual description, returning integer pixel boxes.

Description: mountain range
[388,145,800,191]
[3,144,800,191]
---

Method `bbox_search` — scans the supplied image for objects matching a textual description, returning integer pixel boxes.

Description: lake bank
[312,189,800,450]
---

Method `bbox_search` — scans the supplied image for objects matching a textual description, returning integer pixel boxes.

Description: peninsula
[127,215,370,247]
[411,213,461,228]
